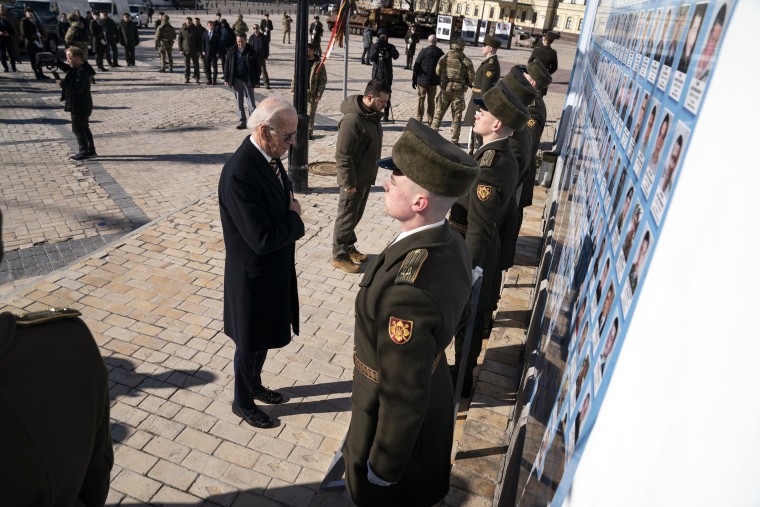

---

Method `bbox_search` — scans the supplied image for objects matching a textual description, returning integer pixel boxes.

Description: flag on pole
[318,0,350,72]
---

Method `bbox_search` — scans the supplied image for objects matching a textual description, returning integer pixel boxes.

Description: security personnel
[154,13,176,72]
[343,119,479,507]
[522,59,553,208]
[291,43,327,140]
[448,81,530,398]
[431,37,475,145]
[20,7,48,78]
[0,211,113,506]
[528,30,559,78]
[464,34,501,154]
[89,9,108,71]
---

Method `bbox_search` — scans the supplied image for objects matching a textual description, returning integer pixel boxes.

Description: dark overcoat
[500,127,533,270]
[218,137,304,352]
[463,54,500,125]
[344,224,471,507]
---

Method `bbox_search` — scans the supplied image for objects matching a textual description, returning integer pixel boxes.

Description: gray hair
[247,96,297,131]
[428,34,436,45]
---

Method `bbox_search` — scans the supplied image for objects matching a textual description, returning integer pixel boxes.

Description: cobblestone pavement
[0,17,573,505]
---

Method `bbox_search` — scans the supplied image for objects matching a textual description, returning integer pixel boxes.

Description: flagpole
[343,0,349,99]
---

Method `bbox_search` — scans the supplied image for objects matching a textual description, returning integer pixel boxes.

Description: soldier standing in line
[178,16,202,83]
[21,7,48,79]
[89,10,108,71]
[232,14,248,37]
[99,11,119,67]
[64,13,89,58]
[0,215,113,507]
[464,34,501,154]
[309,15,323,55]
[431,37,474,145]
[448,81,529,398]
[260,12,273,42]
[519,60,552,211]
[155,14,175,73]
[291,43,326,140]
[343,119,479,507]
[117,12,138,67]
[528,31,559,77]
[403,23,419,69]
[281,12,292,44]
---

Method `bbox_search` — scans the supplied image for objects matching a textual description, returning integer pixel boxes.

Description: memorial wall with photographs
[512,0,735,505]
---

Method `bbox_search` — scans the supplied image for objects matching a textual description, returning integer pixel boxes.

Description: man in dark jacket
[528,31,559,80]
[361,23,375,65]
[247,23,269,89]
[21,8,48,78]
[403,23,419,69]
[179,16,202,83]
[223,34,259,128]
[448,81,529,398]
[343,119,478,507]
[89,10,108,71]
[0,5,18,72]
[99,11,119,67]
[259,12,272,42]
[309,15,323,54]
[202,19,220,84]
[331,79,390,273]
[368,28,399,121]
[412,34,443,124]
[0,209,113,506]
[218,97,304,429]
[117,12,138,67]
[56,46,96,160]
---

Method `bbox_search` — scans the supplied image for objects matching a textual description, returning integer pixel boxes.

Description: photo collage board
[521,0,736,504]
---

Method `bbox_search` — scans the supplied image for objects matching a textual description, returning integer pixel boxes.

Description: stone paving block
[264,478,317,506]
[147,458,198,491]
[213,441,262,469]
[209,419,255,447]
[248,432,295,461]
[253,454,302,484]
[286,445,335,473]
[143,435,192,465]
[110,468,163,503]
[150,484,202,505]
[138,414,185,440]
[188,475,239,507]
[221,463,271,492]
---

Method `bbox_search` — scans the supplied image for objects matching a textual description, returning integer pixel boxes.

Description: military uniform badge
[486,70,493,78]
[477,184,492,201]
[388,316,413,344]
[527,118,537,128]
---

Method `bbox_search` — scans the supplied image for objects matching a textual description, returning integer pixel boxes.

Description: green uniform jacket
[523,96,548,208]
[335,94,383,189]
[0,311,113,506]
[178,22,202,54]
[463,54,500,125]
[498,127,533,270]
[291,59,327,100]
[344,223,472,507]
[155,20,176,44]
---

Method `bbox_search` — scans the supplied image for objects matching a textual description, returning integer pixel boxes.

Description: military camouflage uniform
[291,57,327,137]
[155,16,176,72]
[232,15,248,37]
[430,42,474,144]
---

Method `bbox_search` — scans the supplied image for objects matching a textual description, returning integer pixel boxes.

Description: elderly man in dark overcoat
[218,96,304,429]
[343,119,479,506]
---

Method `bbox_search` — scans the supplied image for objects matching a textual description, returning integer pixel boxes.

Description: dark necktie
[270,158,283,187]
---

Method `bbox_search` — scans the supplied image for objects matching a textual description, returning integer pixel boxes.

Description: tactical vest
[445,51,468,92]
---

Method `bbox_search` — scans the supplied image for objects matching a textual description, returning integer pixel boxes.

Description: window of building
[532,12,537,23]
[465,5,470,15]
[510,9,515,20]
[520,11,526,22]
[578,17,583,30]
[553,14,559,27]
[473,5,478,16]
[565,16,572,29]
[456,3,461,13]
[489,7,494,18]
[499,8,505,19]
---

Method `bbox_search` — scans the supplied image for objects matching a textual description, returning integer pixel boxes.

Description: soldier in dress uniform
[448,81,530,398]
[463,34,502,153]
[343,119,479,507]
[0,210,113,505]
[528,31,559,79]
[430,37,475,145]
[522,59,552,208]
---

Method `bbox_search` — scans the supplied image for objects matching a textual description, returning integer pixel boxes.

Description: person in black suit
[202,19,220,84]
[260,12,273,42]
[223,34,259,129]
[218,96,304,429]
[0,209,114,505]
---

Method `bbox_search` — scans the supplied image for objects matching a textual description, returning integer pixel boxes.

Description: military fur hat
[378,119,478,197]
[527,59,552,90]
[544,31,559,43]
[68,12,78,21]
[503,66,540,106]
[477,81,530,131]
[483,34,501,50]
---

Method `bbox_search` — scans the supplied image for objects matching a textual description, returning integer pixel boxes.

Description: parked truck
[327,1,411,37]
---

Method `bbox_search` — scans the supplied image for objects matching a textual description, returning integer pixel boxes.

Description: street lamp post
[289,0,310,192]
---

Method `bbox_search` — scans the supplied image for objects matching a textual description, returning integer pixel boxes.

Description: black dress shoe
[87,150,98,158]
[252,387,283,404]
[232,403,273,428]
[236,123,246,130]
[69,153,88,161]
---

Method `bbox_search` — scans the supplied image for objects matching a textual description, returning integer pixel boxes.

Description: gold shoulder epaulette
[395,249,429,285]
[15,307,81,327]
[480,149,496,167]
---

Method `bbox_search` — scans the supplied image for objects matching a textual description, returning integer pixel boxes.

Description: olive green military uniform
[449,139,519,386]
[155,16,176,72]
[344,224,472,507]
[291,58,327,137]
[430,43,474,144]
[463,54,500,126]
[64,16,89,56]
[0,308,113,505]
[232,15,248,37]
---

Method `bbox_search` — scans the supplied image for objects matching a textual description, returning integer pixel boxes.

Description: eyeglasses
[268,125,297,143]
